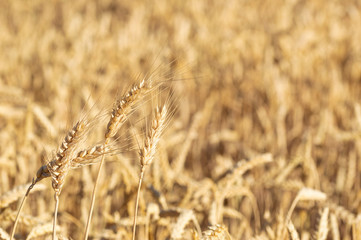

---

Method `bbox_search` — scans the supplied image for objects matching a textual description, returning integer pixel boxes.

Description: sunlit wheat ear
[48,118,90,196]
[46,117,90,240]
[132,105,167,240]
[105,79,153,141]
[71,144,111,168]
[84,78,154,240]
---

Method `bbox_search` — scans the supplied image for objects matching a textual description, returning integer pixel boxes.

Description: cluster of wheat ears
[1,75,174,240]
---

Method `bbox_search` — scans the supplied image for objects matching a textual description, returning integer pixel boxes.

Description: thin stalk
[132,167,145,240]
[10,180,36,240]
[84,154,106,240]
[53,195,59,240]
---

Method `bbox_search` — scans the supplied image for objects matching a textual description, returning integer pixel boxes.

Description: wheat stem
[52,195,59,240]
[83,154,106,240]
[84,80,152,239]
[10,180,36,240]
[132,105,167,240]
[132,167,145,240]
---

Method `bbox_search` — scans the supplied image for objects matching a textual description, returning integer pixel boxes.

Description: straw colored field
[0,0,361,239]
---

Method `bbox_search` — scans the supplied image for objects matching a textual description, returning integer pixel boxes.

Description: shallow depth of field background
[1,0,361,239]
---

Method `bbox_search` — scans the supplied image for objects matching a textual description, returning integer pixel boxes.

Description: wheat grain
[34,143,114,180]
[71,144,111,168]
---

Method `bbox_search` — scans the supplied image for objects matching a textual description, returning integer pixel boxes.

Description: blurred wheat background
[1,0,361,239]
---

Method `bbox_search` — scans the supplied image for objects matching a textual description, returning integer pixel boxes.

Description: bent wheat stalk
[46,118,91,240]
[133,105,167,240]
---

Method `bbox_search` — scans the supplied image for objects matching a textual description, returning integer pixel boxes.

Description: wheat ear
[84,79,152,240]
[47,118,90,240]
[132,105,167,240]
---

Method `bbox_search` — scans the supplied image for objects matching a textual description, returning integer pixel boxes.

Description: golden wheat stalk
[47,117,92,240]
[10,179,37,240]
[132,105,167,240]
[84,79,153,240]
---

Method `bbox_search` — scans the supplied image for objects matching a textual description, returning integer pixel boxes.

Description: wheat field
[1,0,361,239]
